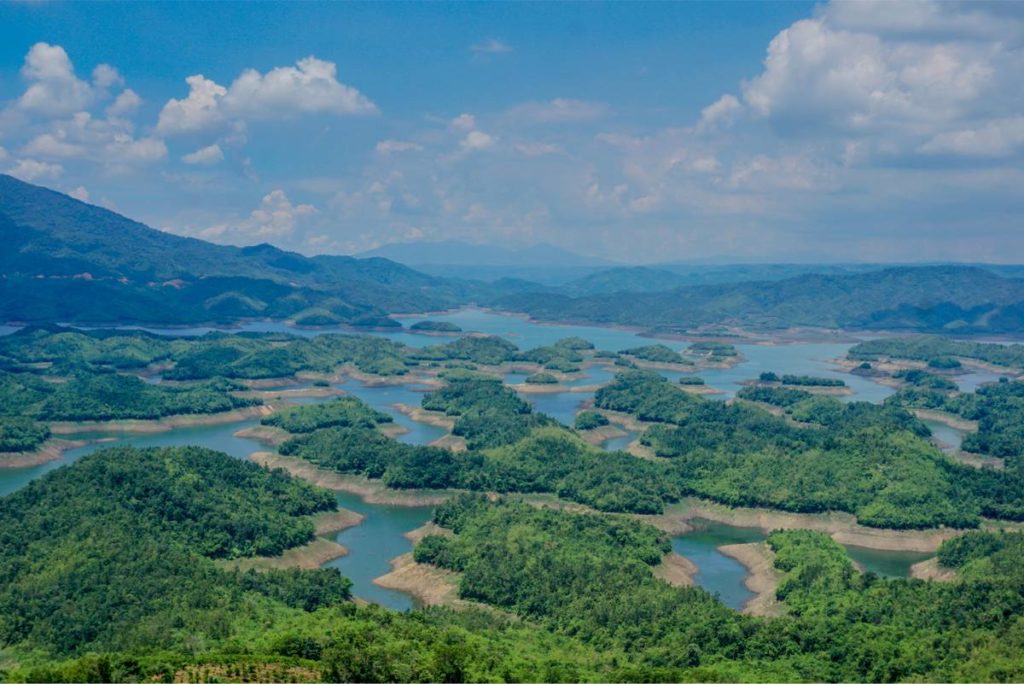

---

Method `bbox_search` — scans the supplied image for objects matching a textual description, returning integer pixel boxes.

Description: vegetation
[849,335,1024,369]
[619,344,688,364]
[415,495,1024,681]
[0,417,49,452]
[497,265,1024,334]
[525,372,558,384]
[598,370,1023,528]
[574,410,610,430]
[678,375,705,385]
[409,320,462,333]
[262,397,392,433]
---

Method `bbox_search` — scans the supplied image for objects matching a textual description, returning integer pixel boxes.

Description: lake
[0,310,943,611]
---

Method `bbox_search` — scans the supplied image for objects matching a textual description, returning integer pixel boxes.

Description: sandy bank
[250,451,452,506]
[227,537,349,571]
[0,435,119,468]
[912,408,978,432]
[315,508,365,536]
[49,404,275,436]
[239,386,344,402]
[910,557,958,582]
[373,553,463,607]
[391,403,456,430]
[719,542,784,616]
[652,552,697,588]
[648,498,962,552]
[233,425,291,447]
[511,382,604,395]
[579,424,628,446]
[429,434,467,452]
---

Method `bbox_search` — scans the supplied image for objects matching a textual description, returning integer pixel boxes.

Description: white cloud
[68,186,89,201]
[461,130,496,151]
[181,143,225,165]
[106,89,142,117]
[470,39,512,55]
[0,146,7,161]
[698,94,742,130]
[91,64,123,90]
[16,43,97,116]
[22,132,85,158]
[185,190,320,245]
[156,75,227,135]
[451,113,476,131]
[157,57,376,136]
[8,158,63,182]
[508,98,606,124]
[105,135,167,164]
[919,117,1024,157]
[376,139,424,155]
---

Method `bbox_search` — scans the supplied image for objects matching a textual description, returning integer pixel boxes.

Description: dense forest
[414,495,1024,681]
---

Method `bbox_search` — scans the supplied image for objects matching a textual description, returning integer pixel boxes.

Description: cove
[673,519,935,610]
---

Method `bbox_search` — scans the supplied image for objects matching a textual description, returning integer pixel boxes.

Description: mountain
[360,239,615,267]
[0,175,477,326]
[497,265,1024,334]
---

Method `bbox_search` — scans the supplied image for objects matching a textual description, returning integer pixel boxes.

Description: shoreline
[249,451,453,506]
[0,436,109,468]
[648,498,964,552]
[49,404,276,436]
[912,408,978,432]
[652,552,697,587]
[718,542,784,616]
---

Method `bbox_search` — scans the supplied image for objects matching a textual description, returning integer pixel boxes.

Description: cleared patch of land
[719,542,784,616]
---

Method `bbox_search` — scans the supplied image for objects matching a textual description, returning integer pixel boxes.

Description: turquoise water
[339,379,447,446]
[601,431,638,451]
[672,519,934,609]
[845,545,932,578]
[956,368,1007,393]
[324,492,434,611]
[923,419,965,452]
[671,520,764,610]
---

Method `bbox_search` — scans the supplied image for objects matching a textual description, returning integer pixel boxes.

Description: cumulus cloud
[184,190,320,246]
[156,75,227,135]
[106,89,142,118]
[157,57,376,135]
[737,1,1023,161]
[16,43,96,116]
[461,130,496,151]
[181,143,225,165]
[7,158,63,182]
[22,132,85,158]
[919,117,1024,157]
[68,186,89,201]
[450,113,476,131]
[698,94,742,130]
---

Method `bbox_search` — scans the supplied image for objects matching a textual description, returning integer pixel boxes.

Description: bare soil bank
[719,542,784,617]
[652,552,697,588]
[250,451,453,506]
[648,498,964,552]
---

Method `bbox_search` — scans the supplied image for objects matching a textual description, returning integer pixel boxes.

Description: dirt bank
[912,408,978,432]
[910,557,958,582]
[648,498,963,552]
[49,404,276,435]
[652,552,697,587]
[719,542,784,616]
[373,553,463,607]
[250,451,452,506]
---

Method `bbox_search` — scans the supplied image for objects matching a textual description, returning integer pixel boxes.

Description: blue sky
[1,1,1022,263]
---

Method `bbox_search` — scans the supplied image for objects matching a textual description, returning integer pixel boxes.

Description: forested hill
[0,175,480,325]
[496,265,1024,334]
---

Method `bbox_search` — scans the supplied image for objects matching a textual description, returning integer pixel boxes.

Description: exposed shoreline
[49,404,276,436]
[226,509,364,572]
[648,498,965,552]
[249,451,453,506]
[652,552,697,587]
[718,542,784,616]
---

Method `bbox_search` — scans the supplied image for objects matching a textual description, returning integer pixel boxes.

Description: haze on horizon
[1,1,1022,264]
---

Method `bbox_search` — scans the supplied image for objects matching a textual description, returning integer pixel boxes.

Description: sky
[1,1,1022,264]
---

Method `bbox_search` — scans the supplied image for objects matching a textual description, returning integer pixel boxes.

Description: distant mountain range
[3,174,1024,335]
[499,266,1024,334]
[0,174,477,326]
